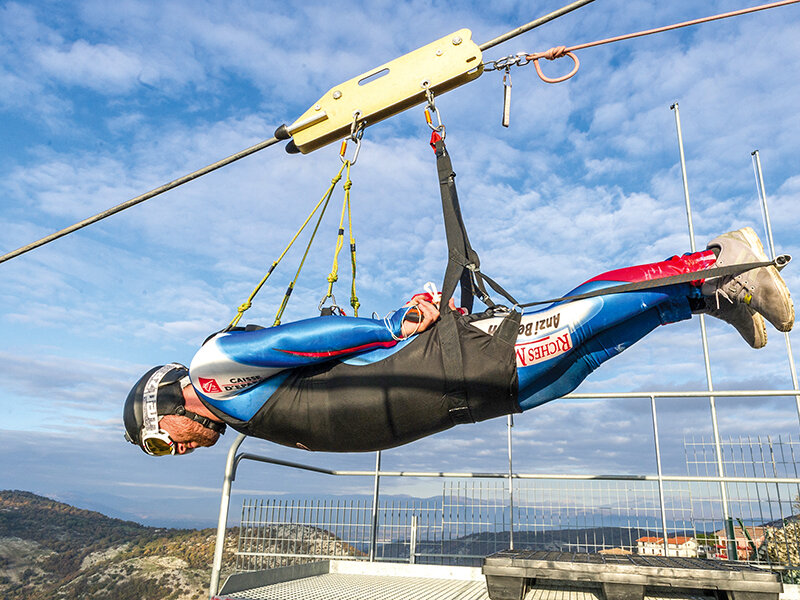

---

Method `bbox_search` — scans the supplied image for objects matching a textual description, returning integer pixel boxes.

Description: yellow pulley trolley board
[287,29,483,154]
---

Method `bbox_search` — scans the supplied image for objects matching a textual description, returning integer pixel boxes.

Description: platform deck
[216,560,489,600]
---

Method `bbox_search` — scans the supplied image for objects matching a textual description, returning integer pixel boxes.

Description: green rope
[227,162,346,329]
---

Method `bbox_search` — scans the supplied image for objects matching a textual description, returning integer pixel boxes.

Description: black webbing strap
[433,138,522,424]
[437,310,471,423]
[435,138,478,312]
[435,139,518,311]
[518,256,790,308]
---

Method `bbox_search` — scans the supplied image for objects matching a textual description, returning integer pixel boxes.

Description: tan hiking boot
[702,227,794,332]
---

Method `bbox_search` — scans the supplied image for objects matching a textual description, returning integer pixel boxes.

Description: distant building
[712,526,767,560]
[636,536,698,557]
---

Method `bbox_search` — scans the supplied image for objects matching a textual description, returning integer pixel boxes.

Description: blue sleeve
[189,308,414,421]
[216,311,409,369]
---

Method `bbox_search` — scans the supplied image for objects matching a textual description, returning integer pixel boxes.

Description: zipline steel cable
[2,0,796,265]
[0,136,281,265]
[485,0,800,81]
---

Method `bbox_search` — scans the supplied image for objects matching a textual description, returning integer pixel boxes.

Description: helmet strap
[142,363,184,436]
[173,405,227,434]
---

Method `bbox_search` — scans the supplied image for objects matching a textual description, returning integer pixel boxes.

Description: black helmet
[123,363,225,455]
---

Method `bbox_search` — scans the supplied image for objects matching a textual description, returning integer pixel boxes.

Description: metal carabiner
[340,111,365,165]
[422,81,446,139]
[422,81,436,111]
[318,294,344,316]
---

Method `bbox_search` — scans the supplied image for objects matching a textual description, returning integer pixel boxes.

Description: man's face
[159,415,221,455]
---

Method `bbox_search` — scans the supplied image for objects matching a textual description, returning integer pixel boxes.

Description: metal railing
[208,389,800,594]
[231,473,800,570]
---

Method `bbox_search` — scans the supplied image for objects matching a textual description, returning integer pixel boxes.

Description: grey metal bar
[752,150,778,256]
[369,451,381,562]
[672,101,733,558]
[567,389,799,398]
[650,396,670,556]
[751,149,800,425]
[506,414,514,550]
[229,450,800,483]
[209,432,247,599]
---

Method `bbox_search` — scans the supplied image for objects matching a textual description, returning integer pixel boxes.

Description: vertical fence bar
[751,149,800,426]
[410,514,418,564]
[671,101,735,560]
[507,414,515,550]
[369,450,382,562]
[651,395,670,556]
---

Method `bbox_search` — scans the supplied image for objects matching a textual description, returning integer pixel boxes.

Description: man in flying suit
[123,227,793,456]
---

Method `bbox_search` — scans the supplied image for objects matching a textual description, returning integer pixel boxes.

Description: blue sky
[1,0,799,528]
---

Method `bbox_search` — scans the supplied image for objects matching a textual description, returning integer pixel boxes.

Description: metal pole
[507,414,515,550]
[479,0,596,51]
[209,433,247,599]
[751,150,800,425]
[368,450,382,562]
[409,515,418,564]
[670,102,734,560]
[651,396,671,556]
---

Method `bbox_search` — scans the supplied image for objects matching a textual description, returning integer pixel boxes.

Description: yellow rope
[227,162,347,329]
[272,170,341,326]
[324,164,349,299]
[346,164,359,315]
[321,161,360,316]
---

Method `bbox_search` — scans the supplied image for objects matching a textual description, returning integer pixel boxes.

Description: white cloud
[35,40,145,93]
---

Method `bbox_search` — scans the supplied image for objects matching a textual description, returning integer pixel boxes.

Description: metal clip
[422,82,446,139]
[340,111,365,165]
[318,294,345,316]
[502,68,512,128]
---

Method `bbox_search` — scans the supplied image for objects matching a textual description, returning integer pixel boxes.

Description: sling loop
[434,135,518,312]
[428,99,521,425]
[273,185,337,327]
[321,160,360,316]
[226,161,347,330]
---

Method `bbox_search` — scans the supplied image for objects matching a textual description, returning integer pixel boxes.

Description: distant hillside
[0,490,236,600]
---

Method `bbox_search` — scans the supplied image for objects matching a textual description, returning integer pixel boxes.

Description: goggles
[141,429,193,456]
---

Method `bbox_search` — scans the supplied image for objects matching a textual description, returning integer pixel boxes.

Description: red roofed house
[712,526,767,560]
[636,536,698,557]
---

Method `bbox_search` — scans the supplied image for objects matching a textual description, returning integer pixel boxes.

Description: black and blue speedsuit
[189,251,716,452]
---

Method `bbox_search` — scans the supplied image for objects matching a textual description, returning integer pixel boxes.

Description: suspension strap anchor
[339,112,365,165]
[286,29,482,154]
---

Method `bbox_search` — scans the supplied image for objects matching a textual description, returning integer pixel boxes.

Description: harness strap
[175,406,227,434]
[435,138,518,312]
[438,310,471,423]
[518,257,789,307]
[435,138,477,312]
[432,137,522,424]
[447,249,519,306]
